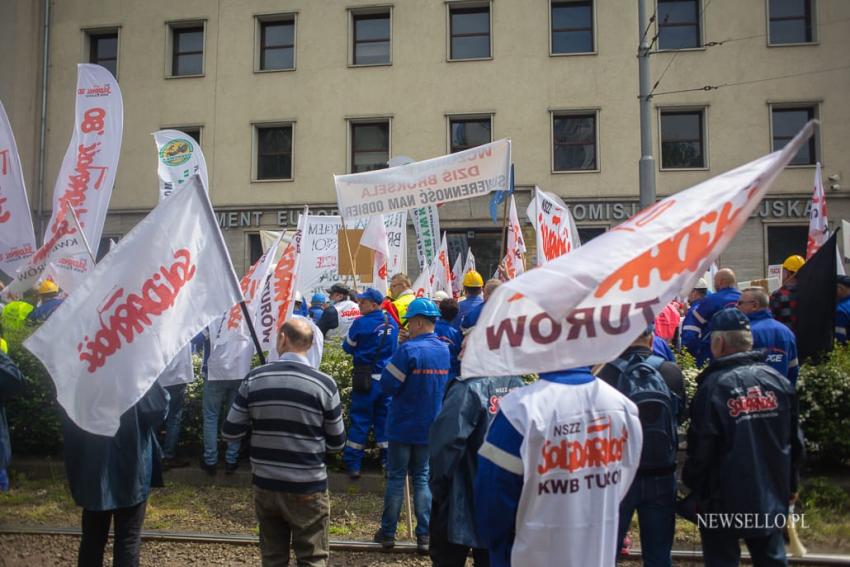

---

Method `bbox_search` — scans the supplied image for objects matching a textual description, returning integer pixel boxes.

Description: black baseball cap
[711,308,750,332]
[326,283,350,295]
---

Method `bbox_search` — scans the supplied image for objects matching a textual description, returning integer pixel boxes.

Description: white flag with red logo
[412,265,432,298]
[361,214,390,296]
[1,203,94,301]
[526,187,579,266]
[501,194,526,279]
[45,64,122,259]
[451,253,463,299]
[267,210,309,359]
[807,163,829,259]
[0,100,36,276]
[462,122,817,377]
[429,233,452,295]
[463,249,476,275]
[24,177,242,435]
[153,129,209,202]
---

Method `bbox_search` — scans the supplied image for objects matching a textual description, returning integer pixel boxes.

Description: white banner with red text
[298,214,368,297]
[384,211,407,279]
[462,122,816,377]
[45,64,122,259]
[429,233,452,296]
[502,194,526,279]
[25,177,242,435]
[526,187,580,267]
[153,129,209,202]
[0,100,36,276]
[266,211,308,359]
[335,139,511,218]
[361,214,390,296]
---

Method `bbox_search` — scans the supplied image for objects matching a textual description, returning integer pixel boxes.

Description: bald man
[223,318,345,565]
[682,268,741,366]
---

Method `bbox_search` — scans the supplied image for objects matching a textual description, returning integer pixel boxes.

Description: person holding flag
[27,280,64,324]
[342,288,398,479]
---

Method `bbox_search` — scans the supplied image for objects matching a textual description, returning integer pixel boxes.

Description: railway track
[1,526,849,565]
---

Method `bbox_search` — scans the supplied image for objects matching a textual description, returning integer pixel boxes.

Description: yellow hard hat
[782,255,805,273]
[37,279,59,294]
[462,270,484,288]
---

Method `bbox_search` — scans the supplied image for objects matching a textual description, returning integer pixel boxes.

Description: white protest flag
[462,122,817,377]
[430,233,452,295]
[502,194,526,279]
[207,227,281,381]
[412,265,432,298]
[266,211,309,359]
[157,344,194,387]
[804,163,845,274]
[411,205,440,271]
[260,229,283,254]
[298,215,368,296]
[384,211,407,278]
[1,203,94,301]
[45,64,122,259]
[0,100,36,276]
[463,249,477,275]
[335,139,511,218]
[24,178,242,435]
[153,129,209,202]
[451,253,463,299]
[843,220,850,261]
[361,214,390,295]
[526,187,579,266]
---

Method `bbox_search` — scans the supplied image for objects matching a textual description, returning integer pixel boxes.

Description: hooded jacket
[682,351,804,534]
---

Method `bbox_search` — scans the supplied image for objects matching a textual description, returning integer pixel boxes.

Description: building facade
[2,0,849,281]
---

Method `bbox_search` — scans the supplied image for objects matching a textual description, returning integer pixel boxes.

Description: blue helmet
[311,293,327,304]
[404,298,441,320]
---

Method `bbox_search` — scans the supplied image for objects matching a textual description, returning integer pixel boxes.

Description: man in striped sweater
[223,318,345,567]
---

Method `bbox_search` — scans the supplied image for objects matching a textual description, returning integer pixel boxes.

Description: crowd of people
[0,251,844,566]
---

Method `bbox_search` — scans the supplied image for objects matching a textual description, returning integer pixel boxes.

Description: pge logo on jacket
[727,386,778,418]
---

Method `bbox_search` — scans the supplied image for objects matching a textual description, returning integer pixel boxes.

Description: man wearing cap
[835,276,850,344]
[342,288,398,479]
[27,280,63,324]
[375,298,451,554]
[682,269,741,366]
[683,308,804,567]
[770,255,805,332]
[452,271,484,331]
[308,293,326,323]
[316,283,361,339]
[737,287,799,384]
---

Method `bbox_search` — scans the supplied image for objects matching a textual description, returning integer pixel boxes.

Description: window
[174,127,201,145]
[551,1,594,54]
[352,11,391,65]
[657,0,701,49]
[447,230,502,279]
[255,125,293,180]
[577,226,606,243]
[449,116,492,153]
[170,25,204,76]
[768,0,814,44]
[351,121,389,173]
[449,4,491,60]
[88,32,118,78]
[772,105,817,165]
[552,113,597,171]
[96,236,121,263]
[767,225,807,266]
[248,233,264,266]
[259,18,295,71]
[660,109,705,169]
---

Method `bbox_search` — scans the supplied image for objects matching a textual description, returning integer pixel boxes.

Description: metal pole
[638,0,656,210]
[239,301,266,365]
[36,0,51,244]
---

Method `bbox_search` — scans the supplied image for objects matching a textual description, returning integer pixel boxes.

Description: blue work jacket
[435,318,463,379]
[342,310,398,374]
[748,309,799,384]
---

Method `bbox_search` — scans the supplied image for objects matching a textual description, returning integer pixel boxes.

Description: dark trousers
[700,528,787,567]
[78,500,147,567]
[253,486,330,567]
[616,473,676,567]
[429,497,489,567]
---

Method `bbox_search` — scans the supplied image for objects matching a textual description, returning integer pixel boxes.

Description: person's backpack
[612,353,679,471]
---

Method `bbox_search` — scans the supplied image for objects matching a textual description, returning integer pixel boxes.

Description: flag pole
[498,165,515,264]
[240,301,267,365]
[340,218,359,291]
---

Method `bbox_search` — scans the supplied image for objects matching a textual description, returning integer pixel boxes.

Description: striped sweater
[222,353,345,493]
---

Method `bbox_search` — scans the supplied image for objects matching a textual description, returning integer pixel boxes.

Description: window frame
[446,1,493,62]
[446,113,494,154]
[763,221,810,275]
[348,6,393,67]
[766,0,818,46]
[655,0,705,52]
[549,108,601,174]
[246,232,264,269]
[768,101,820,168]
[165,20,207,78]
[347,117,392,174]
[252,121,296,182]
[657,106,709,171]
[160,125,203,146]
[84,27,121,79]
[254,13,297,73]
[549,0,597,56]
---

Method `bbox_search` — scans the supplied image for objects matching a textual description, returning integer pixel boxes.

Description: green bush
[797,343,850,465]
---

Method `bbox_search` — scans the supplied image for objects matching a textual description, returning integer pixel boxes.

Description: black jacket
[682,351,804,532]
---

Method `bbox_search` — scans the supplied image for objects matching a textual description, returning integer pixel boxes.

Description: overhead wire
[649,64,850,97]
[649,0,715,97]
